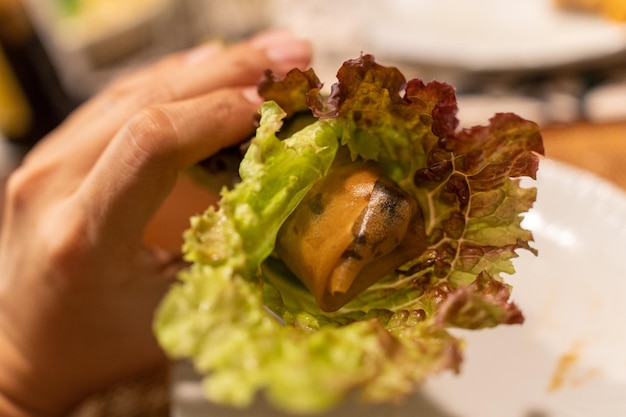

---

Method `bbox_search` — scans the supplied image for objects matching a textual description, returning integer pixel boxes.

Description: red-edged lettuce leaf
[260,54,543,330]
[156,54,544,414]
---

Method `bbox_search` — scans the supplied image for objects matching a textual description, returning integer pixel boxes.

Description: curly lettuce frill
[154,54,544,414]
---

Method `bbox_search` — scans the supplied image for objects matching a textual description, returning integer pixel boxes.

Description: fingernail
[242,86,263,105]
[184,41,222,64]
[249,29,311,65]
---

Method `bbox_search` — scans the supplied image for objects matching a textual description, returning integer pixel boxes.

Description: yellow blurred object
[0,44,31,139]
[554,0,626,21]
[601,0,626,20]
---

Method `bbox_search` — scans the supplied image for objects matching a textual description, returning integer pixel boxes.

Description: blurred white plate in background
[272,0,626,73]
[418,158,626,417]
[173,157,626,416]
[366,0,626,71]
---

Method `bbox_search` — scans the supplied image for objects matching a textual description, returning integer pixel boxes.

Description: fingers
[125,29,312,102]
[15,29,312,252]
[86,29,310,131]
[25,30,312,179]
[75,87,262,245]
[104,28,311,105]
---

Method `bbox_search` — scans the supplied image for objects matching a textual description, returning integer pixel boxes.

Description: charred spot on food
[308,192,325,215]
[351,232,391,260]
[341,247,363,260]
[274,148,429,312]
[353,233,368,245]
[380,198,400,218]
[373,180,410,216]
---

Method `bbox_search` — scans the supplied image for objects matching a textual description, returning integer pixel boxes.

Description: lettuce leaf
[154,55,544,414]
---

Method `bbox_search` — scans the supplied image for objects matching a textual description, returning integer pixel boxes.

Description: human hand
[0,30,311,417]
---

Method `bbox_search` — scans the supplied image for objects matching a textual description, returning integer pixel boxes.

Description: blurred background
[0,1,625,415]
[1,0,625,144]
[3,0,624,188]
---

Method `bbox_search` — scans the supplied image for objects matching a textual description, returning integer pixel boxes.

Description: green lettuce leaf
[154,55,544,414]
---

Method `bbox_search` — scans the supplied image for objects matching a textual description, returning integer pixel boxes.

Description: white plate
[419,158,626,417]
[366,0,626,71]
[279,0,624,74]
[173,158,626,417]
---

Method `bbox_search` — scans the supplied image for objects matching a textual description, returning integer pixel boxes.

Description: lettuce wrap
[154,55,544,413]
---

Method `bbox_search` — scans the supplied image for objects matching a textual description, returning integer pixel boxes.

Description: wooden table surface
[540,120,626,190]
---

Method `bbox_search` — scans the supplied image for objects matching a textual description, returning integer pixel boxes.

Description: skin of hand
[0,30,312,417]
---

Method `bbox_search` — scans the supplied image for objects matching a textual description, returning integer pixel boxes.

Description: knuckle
[208,91,237,120]
[106,77,177,109]
[45,216,90,267]
[231,55,259,73]
[142,81,178,106]
[4,164,45,209]
[41,214,97,292]
[228,55,267,82]
[123,105,177,166]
